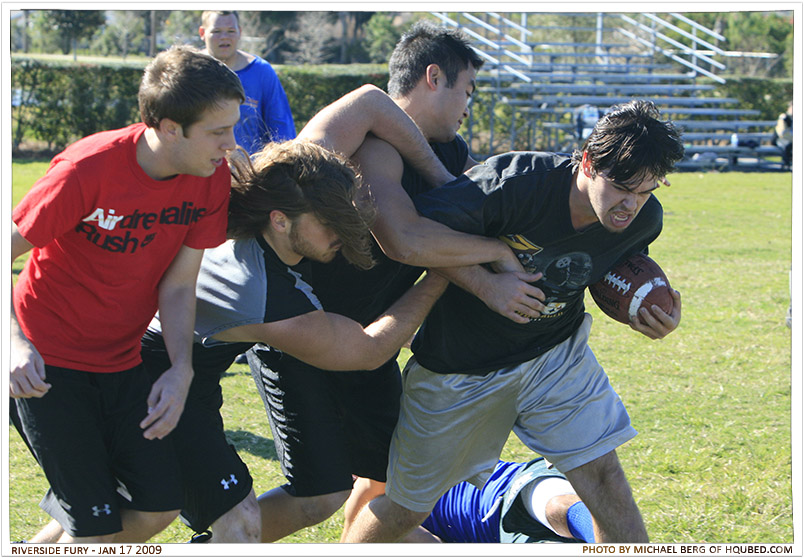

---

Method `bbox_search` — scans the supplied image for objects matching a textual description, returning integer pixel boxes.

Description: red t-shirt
[13,123,230,373]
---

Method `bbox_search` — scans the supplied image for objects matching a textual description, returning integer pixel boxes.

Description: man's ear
[425,64,442,90]
[269,210,289,234]
[580,151,594,178]
[198,25,206,40]
[156,118,183,142]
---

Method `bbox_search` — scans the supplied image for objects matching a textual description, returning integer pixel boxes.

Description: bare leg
[28,520,62,543]
[544,493,583,538]
[113,510,179,542]
[57,533,117,544]
[256,486,349,542]
[339,479,438,543]
[206,490,261,543]
[340,478,384,542]
[564,450,648,543]
[45,509,178,543]
[341,494,429,543]
[401,526,442,543]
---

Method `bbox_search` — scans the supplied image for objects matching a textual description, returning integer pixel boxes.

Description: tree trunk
[149,10,157,57]
[22,10,28,53]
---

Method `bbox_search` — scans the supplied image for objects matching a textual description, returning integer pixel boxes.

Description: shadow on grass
[226,429,278,461]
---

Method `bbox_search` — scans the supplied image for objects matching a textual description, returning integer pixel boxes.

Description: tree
[687,11,793,78]
[40,10,106,56]
[336,11,373,63]
[145,11,171,56]
[162,10,202,47]
[363,12,403,63]
[91,11,146,59]
[286,11,335,64]
[238,10,289,62]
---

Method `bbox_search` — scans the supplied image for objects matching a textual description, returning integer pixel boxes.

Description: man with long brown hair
[139,136,449,542]
[246,20,541,545]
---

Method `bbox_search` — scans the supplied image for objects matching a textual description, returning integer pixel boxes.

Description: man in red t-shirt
[10,45,244,544]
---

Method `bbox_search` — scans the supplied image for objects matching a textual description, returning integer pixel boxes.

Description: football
[588,253,673,324]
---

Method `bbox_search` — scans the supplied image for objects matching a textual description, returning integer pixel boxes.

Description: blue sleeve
[259,62,296,141]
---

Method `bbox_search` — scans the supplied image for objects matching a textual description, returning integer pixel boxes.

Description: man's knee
[300,490,351,525]
[376,497,431,531]
[135,509,180,536]
[211,491,261,543]
[111,508,180,542]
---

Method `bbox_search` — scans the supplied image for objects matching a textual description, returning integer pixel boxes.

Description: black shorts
[141,331,253,532]
[12,365,183,538]
[248,345,402,497]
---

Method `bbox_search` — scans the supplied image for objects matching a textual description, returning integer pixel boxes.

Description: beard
[289,224,339,264]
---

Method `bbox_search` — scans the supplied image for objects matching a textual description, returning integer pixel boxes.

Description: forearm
[377,215,512,269]
[141,277,199,438]
[10,306,30,353]
[363,271,447,351]
[363,98,454,187]
[156,283,196,375]
[431,264,492,301]
[432,265,545,325]
[330,272,448,371]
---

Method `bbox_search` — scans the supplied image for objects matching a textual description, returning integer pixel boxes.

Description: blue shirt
[235,56,296,154]
[422,461,526,543]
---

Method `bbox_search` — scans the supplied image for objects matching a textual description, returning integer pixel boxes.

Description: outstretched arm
[433,265,545,325]
[352,136,519,270]
[140,245,204,440]
[298,84,454,187]
[213,271,448,371]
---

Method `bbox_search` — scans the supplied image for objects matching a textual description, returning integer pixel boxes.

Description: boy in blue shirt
[200,10,296,153]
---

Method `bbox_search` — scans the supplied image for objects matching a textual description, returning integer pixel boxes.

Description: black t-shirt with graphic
[411,152,662,375]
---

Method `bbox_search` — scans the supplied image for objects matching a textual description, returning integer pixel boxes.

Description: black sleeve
[413,153,560,238]
[431,134,470,177]
[412,167,498,236]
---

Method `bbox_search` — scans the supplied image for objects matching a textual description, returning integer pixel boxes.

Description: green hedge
[10,56,793,154]
[11,58,142,151]
[274,64,388,131]
[10,57,389,152]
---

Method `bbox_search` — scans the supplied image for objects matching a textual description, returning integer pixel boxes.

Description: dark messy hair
[571,100,685,185]
[387,20,484,98]
[227,141,376,270]
[138,45,244,135]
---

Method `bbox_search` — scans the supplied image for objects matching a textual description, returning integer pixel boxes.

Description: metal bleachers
[433,12,786,171]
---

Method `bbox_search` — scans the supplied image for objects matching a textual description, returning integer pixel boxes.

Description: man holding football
[344,99,684,544]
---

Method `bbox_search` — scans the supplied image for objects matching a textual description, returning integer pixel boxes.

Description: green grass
[8,168,794,544]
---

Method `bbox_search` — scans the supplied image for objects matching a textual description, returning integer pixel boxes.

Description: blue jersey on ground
[422,461,526,543]
[235,56,296,154]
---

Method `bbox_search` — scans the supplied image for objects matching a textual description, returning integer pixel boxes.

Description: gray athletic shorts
[386,314,637,513]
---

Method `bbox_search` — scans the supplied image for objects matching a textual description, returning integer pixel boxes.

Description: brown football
[588,253,673,324]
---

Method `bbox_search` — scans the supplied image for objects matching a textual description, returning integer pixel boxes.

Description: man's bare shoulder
[355,134,404,160]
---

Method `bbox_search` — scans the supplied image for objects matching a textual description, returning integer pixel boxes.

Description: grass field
[7,163,795,545]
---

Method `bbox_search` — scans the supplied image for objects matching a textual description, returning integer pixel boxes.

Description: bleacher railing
[431,12,785,170]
